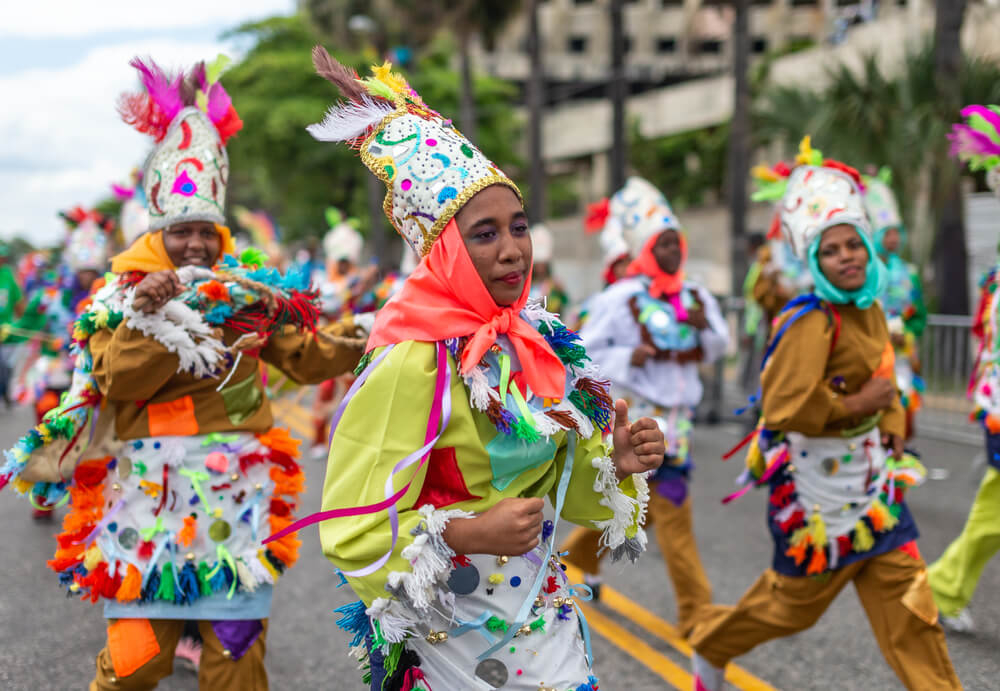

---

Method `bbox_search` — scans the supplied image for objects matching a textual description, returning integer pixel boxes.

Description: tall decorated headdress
[949,104,1000,196]
[118,55,243,231]
[752,137,868,261]
[600,177,680,253]
[322,207,363,265]
[861,167,903,238]
[59,207,115,272]
[306,47,520,257]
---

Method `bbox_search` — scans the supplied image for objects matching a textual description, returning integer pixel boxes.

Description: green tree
[628,122,730,211]
[221,14,522,246]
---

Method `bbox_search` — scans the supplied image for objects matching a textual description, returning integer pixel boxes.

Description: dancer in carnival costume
[689,138,960,691]
[1,56,366,690]
[561,177,727,635]
[0,240,25,407]
[3,207,113,424]
[277,48,664,690]
[863,168,926,439]
[928,104,1000,634]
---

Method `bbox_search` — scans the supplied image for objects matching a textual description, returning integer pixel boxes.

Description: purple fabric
[655,476,687,506]
[211,619,264,661]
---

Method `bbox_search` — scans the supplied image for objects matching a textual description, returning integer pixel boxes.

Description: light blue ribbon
[476,434,577,661]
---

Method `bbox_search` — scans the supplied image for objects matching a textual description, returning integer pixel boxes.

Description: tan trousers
[90,619,269,691]
[562,489,712,636]
[689,548,961,691]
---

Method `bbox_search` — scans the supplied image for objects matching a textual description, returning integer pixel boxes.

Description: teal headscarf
[873,223,906,260]
[807,224,887,308]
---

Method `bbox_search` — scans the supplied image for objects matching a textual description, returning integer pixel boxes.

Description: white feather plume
[307,97,395,142]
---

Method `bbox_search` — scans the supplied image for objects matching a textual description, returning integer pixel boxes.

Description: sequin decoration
[118,527,139,549]
[475,658,509,686]
[447,564,480,595]
[209,519,232,542]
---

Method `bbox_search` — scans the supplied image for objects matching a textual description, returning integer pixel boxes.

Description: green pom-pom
[240,247,269,269]
[513,417,540,444]
[529,616,546,632]
[156,562,176,601]
[486,615,509,632]
[197,561,213,596]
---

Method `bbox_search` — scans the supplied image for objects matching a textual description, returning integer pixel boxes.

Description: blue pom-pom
[334,600,371,647]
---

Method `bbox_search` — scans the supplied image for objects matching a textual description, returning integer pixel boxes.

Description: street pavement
[0,401,998,690]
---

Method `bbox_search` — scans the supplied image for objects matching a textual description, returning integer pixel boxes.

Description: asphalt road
[0,402,997,690]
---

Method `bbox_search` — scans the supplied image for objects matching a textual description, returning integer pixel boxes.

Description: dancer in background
[928,104,1000,634]
[528,224,569,315]
[294,50,663,690]
[562,177,726,637]
[864,168,926,439]
[690,139,958,691]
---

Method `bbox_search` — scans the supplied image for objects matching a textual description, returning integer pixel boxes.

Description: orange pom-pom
[806,546,828,575]
[785,540,809,566]
[177,515,197,548]
[116,563,143,602]
[985,413,1000,434]
[256,427,301,458]
[267,515,300,568]
[269,466,305,497]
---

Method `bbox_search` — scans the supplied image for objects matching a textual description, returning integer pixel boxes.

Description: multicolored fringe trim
[47,428,305,605]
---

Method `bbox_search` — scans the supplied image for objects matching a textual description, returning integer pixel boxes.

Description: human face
[75,269,99,292]
[610,256,630,282]
[817,224,868,292]
[881,226,901,254]
[455,185,531,306]
[652,229,682,274]
[162,222,221,268]
[336,258,354,276]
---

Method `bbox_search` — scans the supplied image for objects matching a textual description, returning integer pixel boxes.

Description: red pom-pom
[215,105,244,145]
[269,498,292,517]
[822,160,863,188]
[73,459,109,488]
[137,540,155,560]
[837,535,852,557]
[774,161,792,177]
[584,198,611,233]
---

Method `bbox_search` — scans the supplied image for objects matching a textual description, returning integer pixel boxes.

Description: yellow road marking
[564,565,778,691]
[575,599,693,689]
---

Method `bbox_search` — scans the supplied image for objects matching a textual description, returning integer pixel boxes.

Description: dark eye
[513,223,529,235]
[475,228,497,241]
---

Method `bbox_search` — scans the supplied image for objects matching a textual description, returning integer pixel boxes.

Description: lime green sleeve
[550,425,649,562]
[319,341,472,611]
[3,292,45,344]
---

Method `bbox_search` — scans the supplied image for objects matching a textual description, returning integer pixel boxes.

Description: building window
[572,0,595,4]
[790,0,817,6]
[656,36,677,54]
[568,36,589,53]
[623,35,634,53]
[751,37,767,53]
[697,39,724,55]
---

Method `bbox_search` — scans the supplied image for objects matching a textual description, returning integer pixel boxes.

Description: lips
[497,271,524,286]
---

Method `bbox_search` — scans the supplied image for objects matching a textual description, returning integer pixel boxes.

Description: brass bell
[254,483,263,492]
[552,597,564,607]
[533,596,546,608]
[230,473,240,482]
[848,442,857,452]
[185,552,196,561]
[517,624,532,636]
[112,483,122,492]
[222,649,232,659]
[497,555,509,566]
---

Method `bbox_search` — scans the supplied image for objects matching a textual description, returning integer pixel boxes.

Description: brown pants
[562,489,712,636]
[90,619,269,691]
[689,548,961,691]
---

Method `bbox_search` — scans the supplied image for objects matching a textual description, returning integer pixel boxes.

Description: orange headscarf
[367,219,566,399]
[626,229,687,300]
[111,225,236,274]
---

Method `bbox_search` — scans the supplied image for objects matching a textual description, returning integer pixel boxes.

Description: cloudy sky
[0,1,295,244]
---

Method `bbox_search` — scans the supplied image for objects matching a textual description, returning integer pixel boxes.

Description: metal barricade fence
[700,298,979,444]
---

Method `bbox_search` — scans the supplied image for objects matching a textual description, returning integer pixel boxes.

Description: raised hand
[611,399,665,481]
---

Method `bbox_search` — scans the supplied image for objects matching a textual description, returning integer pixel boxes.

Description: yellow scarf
[111,225,236,273]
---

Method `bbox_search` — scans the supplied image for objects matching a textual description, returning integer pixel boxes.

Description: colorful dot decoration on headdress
[306,47,521,257]
[949,104,1000,193]
[750,137,869,261]
[119,55,243,232]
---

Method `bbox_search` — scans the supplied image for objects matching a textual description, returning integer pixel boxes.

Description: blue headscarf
[807,224,887,308]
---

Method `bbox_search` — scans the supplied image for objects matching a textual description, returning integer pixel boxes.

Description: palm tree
[755,38,1000,308]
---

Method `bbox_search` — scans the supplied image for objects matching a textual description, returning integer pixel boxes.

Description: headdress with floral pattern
[306,47,520,257]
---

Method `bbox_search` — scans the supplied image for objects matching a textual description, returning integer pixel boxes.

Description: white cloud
[1,1,293,37]
[0,38,235,244]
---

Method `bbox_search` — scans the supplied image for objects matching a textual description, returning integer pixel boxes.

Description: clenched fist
[442,497,545,556]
